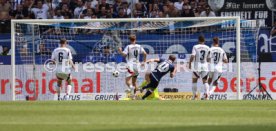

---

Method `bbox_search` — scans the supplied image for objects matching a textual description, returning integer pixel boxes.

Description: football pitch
[0,101,276,131]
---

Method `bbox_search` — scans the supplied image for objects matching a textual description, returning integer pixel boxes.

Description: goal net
[5,17,259,101]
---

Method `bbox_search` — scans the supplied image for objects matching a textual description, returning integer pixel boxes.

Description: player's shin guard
[204,83,210,95]
[125,84,133,93]
[192,83,197,99]
[209,85,216,95]
[66,85,72,95]
[129,85,134,94]
[203,83,210,100]
[127,85,136,99]
[56,85,61,100]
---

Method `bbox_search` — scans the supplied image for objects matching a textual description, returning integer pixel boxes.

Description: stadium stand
[0,0,276,63]
[0,0,212,62]
[0,0,212,34]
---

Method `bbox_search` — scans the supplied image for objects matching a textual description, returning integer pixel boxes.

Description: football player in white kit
[118,34,147,95]
[51,38,75,100]
[208,37,228,96]
[189,35,210,100]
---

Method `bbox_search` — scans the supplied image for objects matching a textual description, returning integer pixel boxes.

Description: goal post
[11,20,15,101]
[236,17,241,100]
[9,17,252,101]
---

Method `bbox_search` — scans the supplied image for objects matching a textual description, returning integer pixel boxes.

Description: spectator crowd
[0,0,217,33]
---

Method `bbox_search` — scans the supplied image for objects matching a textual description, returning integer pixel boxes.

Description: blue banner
[1,28,276,65]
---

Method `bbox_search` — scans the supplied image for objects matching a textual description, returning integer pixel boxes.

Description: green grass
[0,101,276,131]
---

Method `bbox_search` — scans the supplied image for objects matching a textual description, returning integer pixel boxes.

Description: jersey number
[200,50,206,61]
[133,50,138,58]
[157,62,169,72]
[214,52,220,63]
[58,52,63,62]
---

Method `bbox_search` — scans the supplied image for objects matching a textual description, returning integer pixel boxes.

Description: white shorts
[210,64,224,73]
[126,63,139,77]
[192,71,209,79]
[209,71,222,84]
[56,72,71,81]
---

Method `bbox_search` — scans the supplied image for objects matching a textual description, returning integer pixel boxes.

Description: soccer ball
[112,70,120,77]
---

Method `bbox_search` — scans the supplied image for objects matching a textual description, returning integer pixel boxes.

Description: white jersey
[51,47,73,74]
[209,46,227,72]
[31,5,49,19]
[191,44,210,71]
[74,6,86,18]
[123,44,145,63]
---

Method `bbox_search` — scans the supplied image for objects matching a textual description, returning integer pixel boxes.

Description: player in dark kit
[140,55,177,100]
